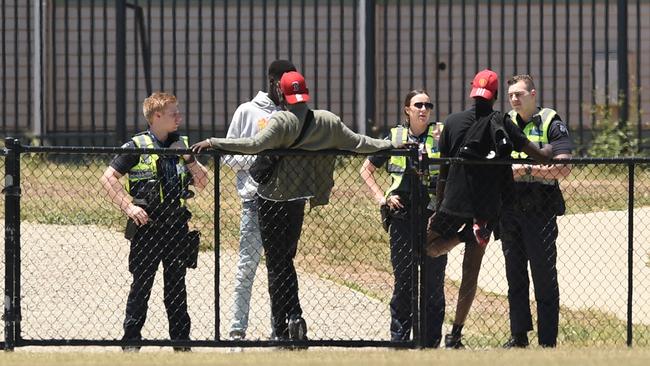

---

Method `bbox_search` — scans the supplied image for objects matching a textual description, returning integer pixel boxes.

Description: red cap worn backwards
[469,69,499,100]
[280,71,310,104]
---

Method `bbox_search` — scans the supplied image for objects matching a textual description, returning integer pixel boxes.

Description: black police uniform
[368,125,447,348]
[500,112,573,347]
[110,131,192,343]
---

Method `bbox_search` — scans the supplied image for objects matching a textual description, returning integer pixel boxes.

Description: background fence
[1,0,649,151]
[2,140,650,349]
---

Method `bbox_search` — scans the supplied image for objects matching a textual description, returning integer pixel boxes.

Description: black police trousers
[257,196,306,337]
[123,221,191,341]
[500,205,559,347]
[389,209,447,348]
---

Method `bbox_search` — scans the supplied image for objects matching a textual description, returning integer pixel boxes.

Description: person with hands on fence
[192,71,407,346]
[360,89,447,348]
[100,91,208,352]
[222,59,297,341]
[424,69,553,349]
[500,74,573,349]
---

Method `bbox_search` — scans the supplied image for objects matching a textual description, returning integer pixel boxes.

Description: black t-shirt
[438,103,530,220]
[110,131,185,208]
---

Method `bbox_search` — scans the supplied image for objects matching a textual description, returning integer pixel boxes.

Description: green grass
[2,154,650,347]
[563,164,650,214]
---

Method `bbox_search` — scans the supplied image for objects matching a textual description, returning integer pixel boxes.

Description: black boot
[444,333,465,349]
[503,333,529,349]
[445,324,465,349]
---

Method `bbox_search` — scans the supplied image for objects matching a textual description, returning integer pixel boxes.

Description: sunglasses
[412,102,434,110]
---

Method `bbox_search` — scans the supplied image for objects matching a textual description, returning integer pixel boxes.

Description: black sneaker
[503,335,529,349]
[288,317,308,350]
[444,333,465,349]
[173,346,192,353]
[121,345,141,353]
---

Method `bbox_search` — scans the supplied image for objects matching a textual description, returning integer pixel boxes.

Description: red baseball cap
[469,69,499,100]
[280,71,310,104]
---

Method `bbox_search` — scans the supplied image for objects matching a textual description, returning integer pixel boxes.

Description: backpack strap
[289,110,314,148]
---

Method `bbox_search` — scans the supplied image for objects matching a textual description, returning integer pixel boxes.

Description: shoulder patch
[558,123,569,136]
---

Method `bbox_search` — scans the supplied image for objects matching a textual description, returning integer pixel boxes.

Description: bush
[587,102,640,157]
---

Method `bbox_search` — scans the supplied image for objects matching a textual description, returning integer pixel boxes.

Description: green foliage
[587,88,646,158]
[588,123,639,158]
[588,103,640,158]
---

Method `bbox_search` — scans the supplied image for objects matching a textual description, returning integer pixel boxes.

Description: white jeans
[230,199,263,335]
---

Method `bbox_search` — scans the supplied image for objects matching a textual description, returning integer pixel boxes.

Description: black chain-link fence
[2,141,650,350]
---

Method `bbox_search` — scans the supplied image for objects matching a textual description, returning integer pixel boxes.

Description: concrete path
[1,207,648,347]
[0,222,389,342]
[444,208,650,325]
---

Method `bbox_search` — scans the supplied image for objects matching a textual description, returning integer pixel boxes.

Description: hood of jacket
[250,91,278,114]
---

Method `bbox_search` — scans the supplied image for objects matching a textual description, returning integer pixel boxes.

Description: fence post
[213,152,221,341]
[115,0,127,144]
[616,0,629,128]
[406,147,422,348]
[126,2,152,96]
[3,137,22,351]
[626,162,634,347]
[362,0,375,136]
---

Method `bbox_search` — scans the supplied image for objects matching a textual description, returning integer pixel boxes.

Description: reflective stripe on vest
[125,134,190,205]
[509,108,557,185]
[385,124,440,198]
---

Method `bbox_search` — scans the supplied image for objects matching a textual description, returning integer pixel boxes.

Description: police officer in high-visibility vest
[501,75,573,348]
[101,92,208,352]
[360,90,447,348]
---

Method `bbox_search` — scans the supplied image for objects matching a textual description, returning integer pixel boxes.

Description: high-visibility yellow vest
[509,108,557,185]
[125,133,190,206]
[385,124,440,198]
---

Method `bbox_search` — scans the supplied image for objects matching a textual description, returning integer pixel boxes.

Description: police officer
[360,89,447,348]
[501,75,573,348]
[101,92,208,352]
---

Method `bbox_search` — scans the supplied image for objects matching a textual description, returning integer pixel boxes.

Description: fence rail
[2,138,650,350]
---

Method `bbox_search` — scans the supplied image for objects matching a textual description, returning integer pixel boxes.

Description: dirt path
[444,208,650,325]
[1,207,648,346]
[0,222,388,342]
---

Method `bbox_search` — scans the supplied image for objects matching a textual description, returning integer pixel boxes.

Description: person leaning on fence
[500,74,573,349]
[424,69,553,349]
[360,89,447,348]
[192,71,408,344]
[222,59,297,341]
[100,92,208,352]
